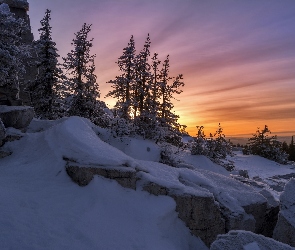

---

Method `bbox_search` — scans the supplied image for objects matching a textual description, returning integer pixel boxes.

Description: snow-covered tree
[63,23,107,126]
[0,3,29,105]
[245,125,289,164]
[191,124,233,165]
[106,35,136,120]
[29,9,63,119]
[191,126,207,155]
[134,34,151,117]
[157,55,184,144]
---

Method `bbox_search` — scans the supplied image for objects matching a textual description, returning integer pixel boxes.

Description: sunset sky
[27,0,295,137]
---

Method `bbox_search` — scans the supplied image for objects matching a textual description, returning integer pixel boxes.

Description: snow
[229,151,294,179]
[280,178,295,227]
[1,116,295,249]
[0,3,10,13]
[0,116,207,250]
[243,242,261,250]
[137,159,266,218]
[211,230,294,250]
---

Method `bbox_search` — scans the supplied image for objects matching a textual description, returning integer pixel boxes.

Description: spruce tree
[246,125,289,164]
[139,52,161,139]
[106,35,136,119]
[158,55,184,130]
[134,34,151,117]
[0,3,29,105]
[29,9,63,119]
[63,23,105,124]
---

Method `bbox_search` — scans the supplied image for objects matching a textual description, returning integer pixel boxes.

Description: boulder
[273,179,295,247]
[66,162,137,189]
[0,118,5,146]
[210,230,294,250]
[0,105,34,129]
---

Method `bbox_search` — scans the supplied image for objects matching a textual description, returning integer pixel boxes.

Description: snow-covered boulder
[273,179,295,247]
[210,230,294,250]
[0,117,5,146]
[137,161,269,246]
[0,105,34,129]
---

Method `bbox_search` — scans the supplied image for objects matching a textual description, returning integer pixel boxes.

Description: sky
[26,0,295,137]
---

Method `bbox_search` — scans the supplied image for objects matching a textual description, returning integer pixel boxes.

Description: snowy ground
[0,117,206,250]
[1,116,294,249]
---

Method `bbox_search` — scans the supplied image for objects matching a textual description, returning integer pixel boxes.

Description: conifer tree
[106,35,136,119]
[29,9,63,119]
[0,3,29,105]
[246,125,288,164]
[63,23,105,124]
[158,55,184,130]
[134,34,151,117]
[138,52,161,139]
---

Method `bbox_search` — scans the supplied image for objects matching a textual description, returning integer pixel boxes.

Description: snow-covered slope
[0,117,206,250]
[1,116,295,249]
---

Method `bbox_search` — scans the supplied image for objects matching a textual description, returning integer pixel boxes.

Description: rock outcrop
[142,181,225,246]
[66,157,275,247]
[0,105,34,129]
[273,179,295,247]
[66,162,137,189]
[210,230,294,250]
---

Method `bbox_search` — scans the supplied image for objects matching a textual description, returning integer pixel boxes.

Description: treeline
[31,10,187,144]
[0,7,186,144]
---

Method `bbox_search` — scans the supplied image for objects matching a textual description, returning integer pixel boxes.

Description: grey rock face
[0,118,5,146]
[0,105,34,129]
[210,230,294,250]
[66,163,137,189]
[142,181,225,247]
[273,179,295,247]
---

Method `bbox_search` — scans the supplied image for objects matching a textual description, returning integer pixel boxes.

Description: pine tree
[0,3,29,105]
[29,9,63,119]
[63,23,105,124]
[106,35,136,120]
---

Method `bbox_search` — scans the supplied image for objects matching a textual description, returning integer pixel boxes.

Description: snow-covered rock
[273,179,295,247]
[66,163,137,189]
[210,230,294,250]
[139,161,268,236]
[0,105,34,129]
